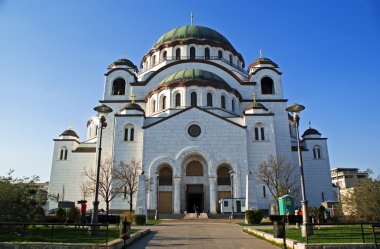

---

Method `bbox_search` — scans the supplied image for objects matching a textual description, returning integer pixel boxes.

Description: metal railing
[142,56,247,74]
[0,222,110,244]
[304,222,378,245]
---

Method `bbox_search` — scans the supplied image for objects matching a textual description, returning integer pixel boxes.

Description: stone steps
[183,213,208,219]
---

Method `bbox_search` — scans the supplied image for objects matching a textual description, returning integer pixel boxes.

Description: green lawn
[258,225,376,244]
[0,225,138,244]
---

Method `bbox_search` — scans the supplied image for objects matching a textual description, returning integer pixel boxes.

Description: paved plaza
[129,220,278,249]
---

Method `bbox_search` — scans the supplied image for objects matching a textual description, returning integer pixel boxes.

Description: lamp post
[90,104,112,236]
[155,171,159,221]
[229,170,235,219]
[286,103,310,237]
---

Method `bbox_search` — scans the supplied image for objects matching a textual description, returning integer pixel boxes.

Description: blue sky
[0,0,379,182]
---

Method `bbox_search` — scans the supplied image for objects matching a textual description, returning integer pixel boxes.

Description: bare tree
[113,160,141,212]
[83,159,123,214]
[254,154,298,210]
[80,181,92,201]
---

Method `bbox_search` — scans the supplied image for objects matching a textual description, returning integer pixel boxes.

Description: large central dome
[152,25,235,51]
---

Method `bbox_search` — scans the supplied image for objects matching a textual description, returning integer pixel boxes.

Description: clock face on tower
[188,124,201,138]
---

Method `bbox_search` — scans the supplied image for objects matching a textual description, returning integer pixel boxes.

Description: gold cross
[123,51,126,59]
[259,49,263,58]
[68,122,72,130]
[191,12,194,26]
[131,93,136,103]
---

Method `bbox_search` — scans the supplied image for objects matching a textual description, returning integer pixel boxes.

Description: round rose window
[188,124,201,137]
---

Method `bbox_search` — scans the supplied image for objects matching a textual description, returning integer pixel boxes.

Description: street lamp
[286,103,310,237]
[90,104,112,236]
[155,171,159,221]
[229,170,235,219]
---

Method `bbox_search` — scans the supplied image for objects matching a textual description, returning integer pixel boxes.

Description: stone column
[209,177,217,214]
[173,177,181,214]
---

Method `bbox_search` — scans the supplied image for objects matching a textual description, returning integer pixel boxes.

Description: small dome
[245,102,266,109]
[249,57,278,69]
[121,102,144,112]
[112,58,137,69]
[152,25,235,52]
[60,129,79,138]
[302,128,321,137]
[160,69,229,87]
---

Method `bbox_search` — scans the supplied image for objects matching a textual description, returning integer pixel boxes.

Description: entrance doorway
[186,185,203,212]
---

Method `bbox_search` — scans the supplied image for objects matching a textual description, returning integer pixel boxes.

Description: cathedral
[48,23,334,214]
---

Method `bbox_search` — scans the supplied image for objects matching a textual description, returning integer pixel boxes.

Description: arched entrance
[180,155,209,213]
[157,164,173,213]
[216,164,232,213]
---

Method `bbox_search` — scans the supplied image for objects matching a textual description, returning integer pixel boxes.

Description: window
[261,77,274,94]
[162,51,167,61]
[254,124,266,141]
[112,78,126,95]
[161,95,166,110]
[229,54,233,64]
[263,186,266,198]
[59,147,68,160]
[218,50,223,59]
[231,99,235,112]
[191,92,197,106]
[124,125,135,141]
[152,100,156,113]
[313,146,321,159]
[207,93,213,107]
[224,201,228,207]
[205,48,210,60]
[176,48,181,60]
[95,125,98,136]
[159,166,172,186]
[221,95,226,109]
[321,192,325,201]
[124,128,128,141]
[175,93,181,107]
[217,166,231,185]
[190,47,195,59]
[152,55,156,66]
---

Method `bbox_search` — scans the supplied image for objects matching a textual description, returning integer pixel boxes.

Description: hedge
[245,210,263,224]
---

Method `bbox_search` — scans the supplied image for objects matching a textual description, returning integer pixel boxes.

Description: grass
[146,219,160,225]
[0,225,138,243]
[244,229,290,249]
[258,224,376,244]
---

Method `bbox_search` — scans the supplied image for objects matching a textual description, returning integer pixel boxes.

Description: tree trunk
[106,200,109,215]
[129,194,133,212]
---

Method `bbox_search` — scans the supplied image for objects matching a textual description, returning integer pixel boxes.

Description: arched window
[175,93,181,107]
[221,95,226,109]
[261,77,274,94]
[231,99,235,112]
[313,146,321,159]
[95,125,98,136]
[152,55,156,66]
[186,161,203,176]
[112,78,126,95]
[124,124,135,141]
[254,124,266,141]
[190,47,196,60]
[205,48,210,60]
[152,100,156,113]
[124,128,128,141]
[217,166,231,185]
[159,166,172,186]
[207,93,213,107]
[176,48,181,60]
[162,51,167,61]
[218,50,223,59]
[161,95,167,110]
[229,54,233,64]
[191,92,197,106]
[59,147,68,160]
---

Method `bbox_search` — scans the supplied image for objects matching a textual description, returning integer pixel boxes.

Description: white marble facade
[48,24,334,213]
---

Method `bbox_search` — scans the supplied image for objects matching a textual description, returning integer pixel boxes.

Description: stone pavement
[128,220,278,249]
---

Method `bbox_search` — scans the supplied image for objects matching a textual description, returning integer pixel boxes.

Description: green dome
[160,69,228,87]
[152,25,235,51]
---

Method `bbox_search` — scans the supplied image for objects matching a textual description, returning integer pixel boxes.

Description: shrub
[68,206,80,223]
[121,211,134,223]
[245,210,264,224]
[133,214,146,225]
[56,208,66,219]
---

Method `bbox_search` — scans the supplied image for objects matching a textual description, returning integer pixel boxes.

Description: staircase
[184,213,208,219]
